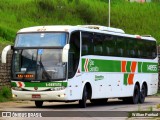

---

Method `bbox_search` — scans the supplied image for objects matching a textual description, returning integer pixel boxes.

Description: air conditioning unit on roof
[141,35,152,37]
[79,25,125,34]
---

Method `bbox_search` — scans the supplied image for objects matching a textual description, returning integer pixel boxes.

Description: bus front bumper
[12,89,68,101]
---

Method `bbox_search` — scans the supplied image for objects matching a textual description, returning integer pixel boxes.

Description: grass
[157,104,160,109]
[0,0,160,47]
[0,86,12,102]
[148,106,153,112]
[154,90,160,97]
[0,37,13,52]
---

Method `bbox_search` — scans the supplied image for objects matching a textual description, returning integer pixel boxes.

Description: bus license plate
[32,94,41,98]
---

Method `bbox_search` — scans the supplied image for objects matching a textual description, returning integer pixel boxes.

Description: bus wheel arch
[79,82,92,108]
[85,82,92,100]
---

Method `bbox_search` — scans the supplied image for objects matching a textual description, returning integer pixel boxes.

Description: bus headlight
[12,94,17,98]
[50,87,66,91]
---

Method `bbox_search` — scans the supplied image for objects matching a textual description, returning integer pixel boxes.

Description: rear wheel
[79,86,87,108]
[132,85,140,104]
[123,85,140,104]
[35,101,43,108]
[139,84,146,103]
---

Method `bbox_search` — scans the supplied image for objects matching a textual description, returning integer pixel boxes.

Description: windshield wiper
[39,56,51,80]
[22,54,34,80]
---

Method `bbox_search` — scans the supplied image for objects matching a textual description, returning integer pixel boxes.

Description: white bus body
[2,25,158,108]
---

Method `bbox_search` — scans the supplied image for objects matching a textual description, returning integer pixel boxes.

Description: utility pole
[108,0,111,27]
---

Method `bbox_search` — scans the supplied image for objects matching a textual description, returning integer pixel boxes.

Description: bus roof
[17,25,156,41]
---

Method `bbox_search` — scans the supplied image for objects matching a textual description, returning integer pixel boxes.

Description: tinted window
[82,32,93,56]
[81,31,157,59]
[150,41,157,59]
[103,35,115,56]
[126,38,137,58]
[116,37,126,57]
[93,34,103,55]
[68,31,80,79]
[137,40,144,58]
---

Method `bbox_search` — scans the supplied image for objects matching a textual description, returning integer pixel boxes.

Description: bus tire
[35,101,43,108]
[79,85,87,108]
[139,84,146,103]
[132,84,140,104]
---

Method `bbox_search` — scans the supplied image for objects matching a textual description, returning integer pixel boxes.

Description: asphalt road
[0,97,159,120]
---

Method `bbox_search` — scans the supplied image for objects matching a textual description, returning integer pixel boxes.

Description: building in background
[128,0,151,2]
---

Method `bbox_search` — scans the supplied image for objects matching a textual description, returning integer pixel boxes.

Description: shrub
[35,0,55,12]
[0,86,12,102]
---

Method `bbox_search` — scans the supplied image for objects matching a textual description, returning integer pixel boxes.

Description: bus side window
[137,40,143,58]
[145,41,151,59]
[82,32,93,56]
[94,45,103,55]
[103,35,115,56]
[127,39,136,58]
[82,44,88,55]
[93,34,103,55]
[116,37,126,57]
[103,37,109,56]
[151,42,157,59]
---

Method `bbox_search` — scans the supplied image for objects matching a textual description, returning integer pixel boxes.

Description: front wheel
[35,101,43,108]
[79,86,87,108]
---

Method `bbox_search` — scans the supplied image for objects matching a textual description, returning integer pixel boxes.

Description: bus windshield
[12,49,66,81]
[15,33,67,47]
[12,32,68,81]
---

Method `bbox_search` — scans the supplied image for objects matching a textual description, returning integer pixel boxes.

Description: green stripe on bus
[82,59,85,72]
[138,62,142,73]
[11,82,17,87]
[82,59,121,72]
[82,59,158,73]
[124,73,128,85]
[11,82,68,87]
[126,61,131,72]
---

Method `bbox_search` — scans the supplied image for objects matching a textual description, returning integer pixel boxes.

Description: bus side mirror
[62,44,70,63]
[1,45,13,63]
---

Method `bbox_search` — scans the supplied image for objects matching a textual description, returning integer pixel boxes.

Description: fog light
[58,94,66,98]
[12,94,17,98]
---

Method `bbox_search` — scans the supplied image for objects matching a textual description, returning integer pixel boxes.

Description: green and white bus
[1,25,158,108]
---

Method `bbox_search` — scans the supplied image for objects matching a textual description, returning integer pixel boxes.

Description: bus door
[67,31,81,99]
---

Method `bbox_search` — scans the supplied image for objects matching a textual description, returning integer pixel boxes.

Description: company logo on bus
[34,87,38,90]
[84,59,99,72]
[95,75,104,81]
